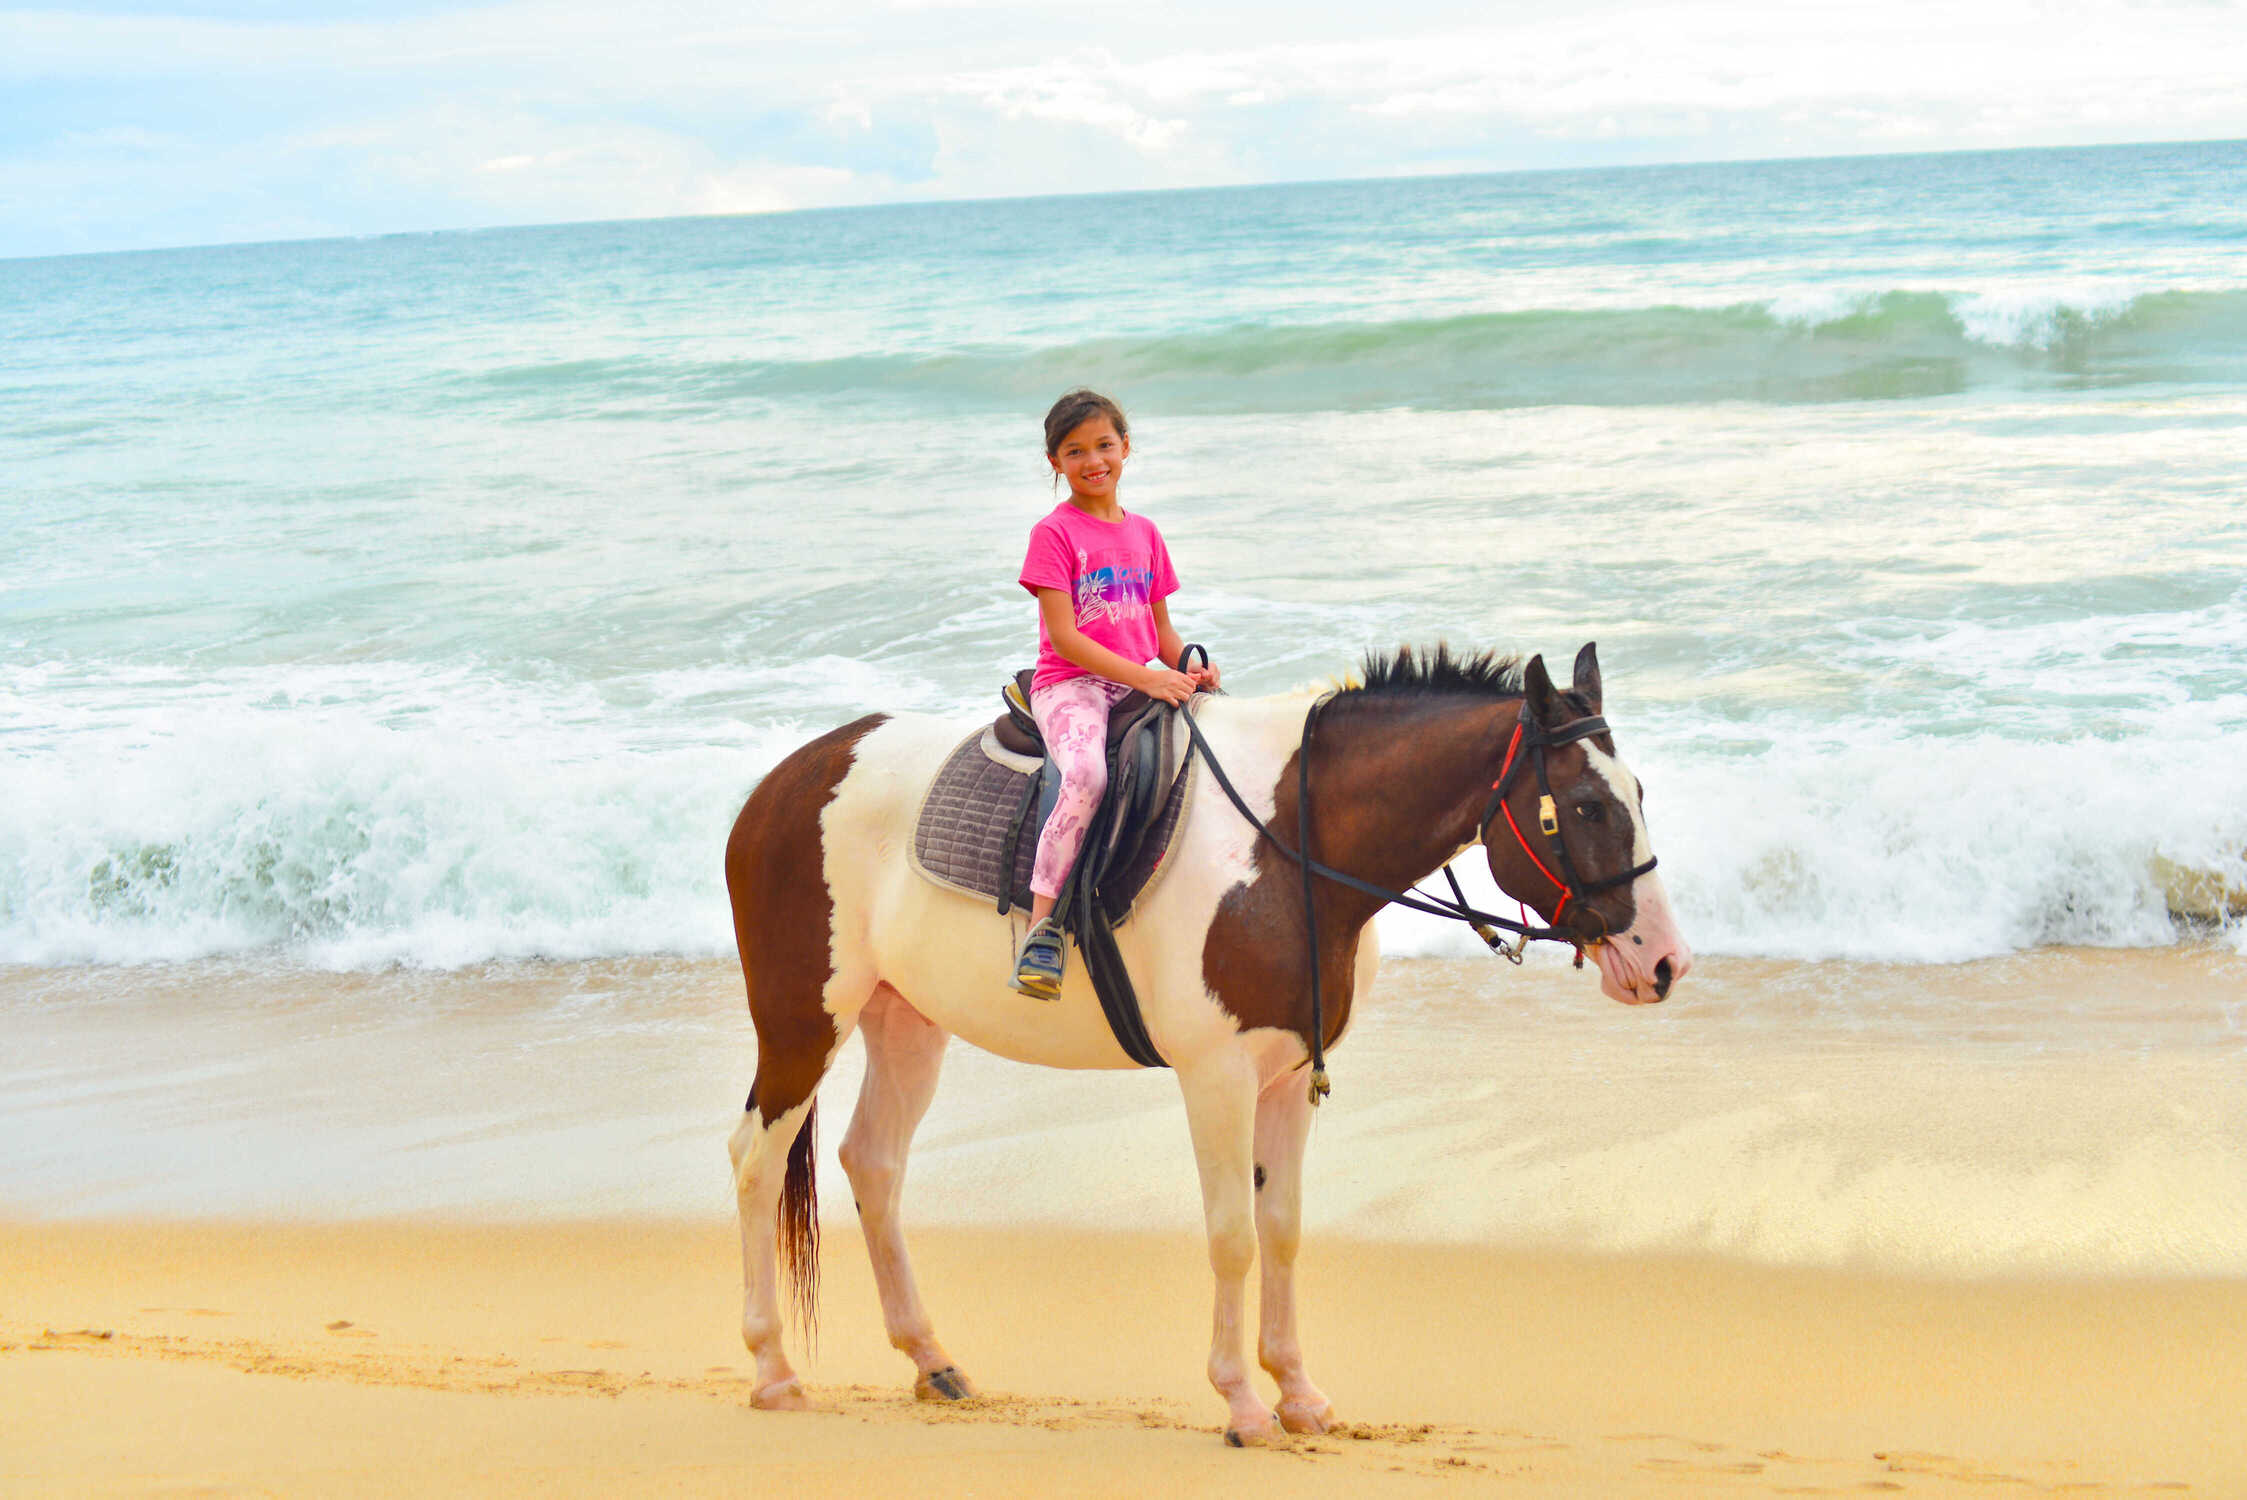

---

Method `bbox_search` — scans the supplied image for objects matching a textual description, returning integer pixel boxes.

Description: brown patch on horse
[1201,646,1654,1050]
[1201,696,1509,1054]
[725,711,887,1335]
[1199,742,1368,1054]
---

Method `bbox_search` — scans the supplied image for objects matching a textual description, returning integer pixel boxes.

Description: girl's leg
[1027,676,1131,917]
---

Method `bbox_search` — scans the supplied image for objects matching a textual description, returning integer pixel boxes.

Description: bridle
[1476,700,1659,935]
[1173,647,1656,1106]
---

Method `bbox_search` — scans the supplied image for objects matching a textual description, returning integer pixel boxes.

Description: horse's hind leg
[724,710,885,1411]
[729,1025,837,1411]
[728,905,853,1413]
[1254,1072,1334,1434]
[837,982,973,1402]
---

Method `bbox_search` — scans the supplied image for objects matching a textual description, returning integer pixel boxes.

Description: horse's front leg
[1177,1048,1280,1445]
[1254,1072,1334,1434]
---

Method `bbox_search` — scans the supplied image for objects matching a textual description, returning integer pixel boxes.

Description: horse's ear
[1571,642,1602,712]
[1523,653,1561,724]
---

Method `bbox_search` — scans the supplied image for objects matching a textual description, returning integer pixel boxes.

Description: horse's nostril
[1653,958,1674,999]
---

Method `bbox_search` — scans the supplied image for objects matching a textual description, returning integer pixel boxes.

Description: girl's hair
[1043,389,1129,457]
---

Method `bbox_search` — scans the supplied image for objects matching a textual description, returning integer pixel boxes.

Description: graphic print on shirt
[1071,547,1159,631]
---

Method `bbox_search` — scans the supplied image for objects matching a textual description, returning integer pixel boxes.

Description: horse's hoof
[1223,1414,1281,1447]
[1278,1397,1334,1435]
[915,1365,977,1402]
[750,1376,810,1411]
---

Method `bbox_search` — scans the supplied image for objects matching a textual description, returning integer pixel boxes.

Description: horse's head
[1481,643,1693,1005]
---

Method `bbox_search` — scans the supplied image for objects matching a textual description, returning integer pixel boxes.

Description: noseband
[1477,701,1660,935]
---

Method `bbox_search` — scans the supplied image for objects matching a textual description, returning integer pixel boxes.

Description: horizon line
[7,132,2242,270]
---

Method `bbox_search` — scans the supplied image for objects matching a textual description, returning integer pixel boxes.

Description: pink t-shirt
[1018,502,1180,691]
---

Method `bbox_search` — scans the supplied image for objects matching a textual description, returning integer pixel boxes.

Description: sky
[5,0,2247,259]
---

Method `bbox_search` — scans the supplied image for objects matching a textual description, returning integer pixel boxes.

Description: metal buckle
[1538,794,1559,837]
[1471,922,1526,964]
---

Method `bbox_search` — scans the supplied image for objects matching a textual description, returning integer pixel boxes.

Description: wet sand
[5,1218,2243,1497]
[4,949,2241,1272]
[3,948,2243,1493]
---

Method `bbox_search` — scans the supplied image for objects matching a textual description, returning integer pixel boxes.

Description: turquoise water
[4,139,2245,967]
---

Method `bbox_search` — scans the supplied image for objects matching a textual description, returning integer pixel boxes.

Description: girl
[1012,389,1218,999]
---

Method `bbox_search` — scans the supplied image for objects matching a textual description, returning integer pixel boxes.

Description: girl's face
[1048,417,1128,503]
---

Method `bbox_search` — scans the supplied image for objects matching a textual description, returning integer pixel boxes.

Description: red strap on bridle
[1499,800,1571,920]
[1491,721,1573,920]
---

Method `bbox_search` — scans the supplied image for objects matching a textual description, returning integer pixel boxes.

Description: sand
[8,949,2243,1268]
[6,1217,2243,1498]
[4,948,2244,1494]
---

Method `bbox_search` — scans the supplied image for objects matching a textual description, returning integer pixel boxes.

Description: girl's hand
[1187,663,1221,692]
[1139,666,1196,705]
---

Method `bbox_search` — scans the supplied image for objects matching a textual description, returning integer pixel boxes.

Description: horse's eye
[1575,802,1604,822]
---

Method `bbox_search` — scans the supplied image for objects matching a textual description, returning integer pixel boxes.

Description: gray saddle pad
[910,726,1194,918]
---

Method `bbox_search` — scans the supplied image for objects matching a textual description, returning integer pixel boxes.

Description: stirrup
[1011,918,1065,1000]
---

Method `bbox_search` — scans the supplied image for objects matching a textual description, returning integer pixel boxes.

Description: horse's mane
[1334,644,1527,705]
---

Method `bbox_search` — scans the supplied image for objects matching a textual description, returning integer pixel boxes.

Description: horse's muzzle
[1590,873,1692,1006]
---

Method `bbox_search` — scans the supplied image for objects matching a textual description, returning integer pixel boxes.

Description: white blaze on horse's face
[1577,741,1693,1006]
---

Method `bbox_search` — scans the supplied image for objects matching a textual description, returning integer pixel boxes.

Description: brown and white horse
[722,643,1690,1444]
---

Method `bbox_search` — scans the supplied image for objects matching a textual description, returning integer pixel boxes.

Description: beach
[6,142,2246,1494]
[6,950,2244,1494]
[8,1220,2243,1497]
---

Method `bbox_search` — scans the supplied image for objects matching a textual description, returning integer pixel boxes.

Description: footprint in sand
[35,1328,116,1345]
[1640,1456,1768,1476]
[324,1319,376,1338]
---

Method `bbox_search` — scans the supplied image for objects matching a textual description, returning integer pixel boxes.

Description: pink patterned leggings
[1028,675,1136,900]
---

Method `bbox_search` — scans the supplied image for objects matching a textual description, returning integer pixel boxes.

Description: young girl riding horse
[1012,389,1218,997]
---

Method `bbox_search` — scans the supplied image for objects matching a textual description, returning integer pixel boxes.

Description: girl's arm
[1038,590,1195,703]
[1151,600,1220,690]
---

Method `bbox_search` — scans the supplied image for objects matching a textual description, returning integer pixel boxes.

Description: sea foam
[1,659,791,968]
[5,654,2240,969]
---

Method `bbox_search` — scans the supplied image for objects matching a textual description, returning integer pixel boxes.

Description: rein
[1172,649,1655,1104]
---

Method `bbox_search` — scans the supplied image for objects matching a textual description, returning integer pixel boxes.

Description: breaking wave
[3,657,2241,970]
[466,288,2247,416]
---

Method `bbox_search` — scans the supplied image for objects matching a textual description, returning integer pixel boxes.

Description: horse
[721,642,1692,1445]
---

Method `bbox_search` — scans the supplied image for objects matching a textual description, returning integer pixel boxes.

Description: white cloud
[946,54,1191,152]
[5,0,2247,255]
[958,2,2247,143]
[338,103,871,222]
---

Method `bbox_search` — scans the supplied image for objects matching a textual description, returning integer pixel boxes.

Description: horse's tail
[778,1098,820,1344]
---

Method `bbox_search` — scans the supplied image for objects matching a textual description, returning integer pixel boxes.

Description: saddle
[990,669,1177,908]
[908,670,1201,1069]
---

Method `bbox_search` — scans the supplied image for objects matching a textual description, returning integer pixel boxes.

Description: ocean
[4,141,2245,1264]
[6,138,2244,970]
